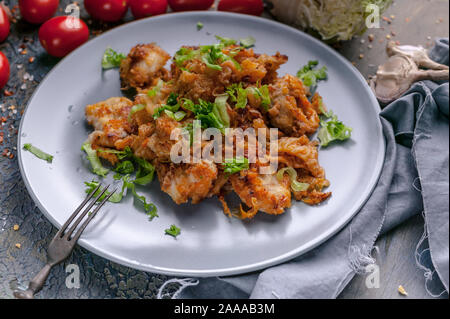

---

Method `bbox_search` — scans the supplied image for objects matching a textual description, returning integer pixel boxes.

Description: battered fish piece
[158,160,219,204]
[268,75,320,136]
[231,167,291,217]
[237,51,288,84]
[278,136,325,178]
[85,97,134,149]
[147,115,182,160]
[120,43,171,89]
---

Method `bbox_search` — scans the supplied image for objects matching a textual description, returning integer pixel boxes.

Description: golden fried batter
[85,40,332,219]
[120,43,170,89]
[231,167,291,216]
[268,75,320,136]
[158,160,218,204]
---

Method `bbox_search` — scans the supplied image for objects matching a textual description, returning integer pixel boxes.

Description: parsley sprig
[182,98,229,133]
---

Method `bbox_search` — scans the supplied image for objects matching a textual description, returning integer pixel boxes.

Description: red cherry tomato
[84,0,128,22]
[129,0,167,19]
[168,0,213,12]
[218,0,264,16]
[0,52,10,90]
[39,16,89,57]
[0,5,10,42]
[19,0,59,24]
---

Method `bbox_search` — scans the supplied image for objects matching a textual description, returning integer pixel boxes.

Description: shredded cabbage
[272,0,392,41]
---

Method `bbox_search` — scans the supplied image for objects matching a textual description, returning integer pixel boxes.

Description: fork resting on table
[14,184,115,299]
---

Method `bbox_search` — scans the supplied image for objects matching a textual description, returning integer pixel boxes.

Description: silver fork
[13,184,115,299]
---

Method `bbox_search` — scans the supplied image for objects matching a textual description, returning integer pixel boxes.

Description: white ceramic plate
[18,12,385,277]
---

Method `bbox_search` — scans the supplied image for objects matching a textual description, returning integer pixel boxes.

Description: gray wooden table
[0,0,448,299]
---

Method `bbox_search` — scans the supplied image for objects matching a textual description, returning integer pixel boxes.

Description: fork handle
[14,264,52,299]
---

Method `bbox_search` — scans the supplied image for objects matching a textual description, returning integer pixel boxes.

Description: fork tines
[57,184,116,241]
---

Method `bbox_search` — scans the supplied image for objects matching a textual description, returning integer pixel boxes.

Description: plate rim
[17,11,386,277]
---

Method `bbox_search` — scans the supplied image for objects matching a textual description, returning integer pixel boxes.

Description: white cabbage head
[270,0,392,41]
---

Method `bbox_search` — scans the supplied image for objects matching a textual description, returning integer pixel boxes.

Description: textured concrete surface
[0,0,448,299]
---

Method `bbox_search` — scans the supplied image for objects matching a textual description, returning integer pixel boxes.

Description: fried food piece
[171,56,234,102]
[147,115,181,160]
[134,81,175,118]
[278,136,325,178]
[84,41,333,218]
[120,43,171,89]
[157,160,218,204]
[129,123,157,162]
[171,47,288,102]
[292,175,331,205]
[268,75,320,136]
[231,167,291,216]
[85,97,134,148]
[237,50,288,84]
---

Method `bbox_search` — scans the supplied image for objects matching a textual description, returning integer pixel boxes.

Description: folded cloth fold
[175,38,449,299]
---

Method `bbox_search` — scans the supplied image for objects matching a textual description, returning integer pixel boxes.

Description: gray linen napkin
[172,39,449,299]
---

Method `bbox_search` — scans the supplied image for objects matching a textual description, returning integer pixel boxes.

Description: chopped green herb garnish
[165,224,181,238]
[197,22,204,30]
[109,147,155,186]
[115,160,134,175]
[102,48,126,70]
[276,167,310,192]
[23,143,53,163]
[174,47,197,67]
[147,79,164,98]
[182,98,229,133]
[215,35,237,46]
[85,180,123,203]
[133,156,155,186]
[297,60,328,87]
[165,110,187,122]
[94,146,155,185]
[226,83,248,109]
[167,92,179,106]
[240,36,256,48]
[81,143,109,177]
[154,93,180,119]
[222,157,249,175]
[214,94,230,127]
[318,113,352,147]
[250,85,271,110]
[129,104,145,121]
[122,175,158,220]
[173,37,241,72]
[85,176,158,220]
